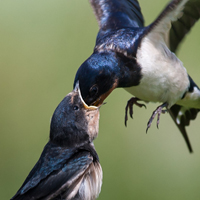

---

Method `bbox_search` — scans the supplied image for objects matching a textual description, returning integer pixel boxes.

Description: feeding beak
[74,82,98,110]
[91,92,109,107]
[91,81,118,107]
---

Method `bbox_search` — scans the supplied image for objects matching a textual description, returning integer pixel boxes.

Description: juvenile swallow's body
[11,84,102,200]
[74,0,200,152]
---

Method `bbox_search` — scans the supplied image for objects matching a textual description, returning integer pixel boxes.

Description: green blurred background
[1,0,200,199]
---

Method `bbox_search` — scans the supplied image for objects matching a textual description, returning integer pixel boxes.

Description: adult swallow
[74,0,200,152]
[11,83,102,200]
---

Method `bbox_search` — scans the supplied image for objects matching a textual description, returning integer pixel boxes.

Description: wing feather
[146,0,200,52]
[169,0,200,52]
[11,143,93,200]
[90,0,144,31]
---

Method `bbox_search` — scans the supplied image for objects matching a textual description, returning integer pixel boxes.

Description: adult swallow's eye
[89,85,98,97]
[73,105,79,110]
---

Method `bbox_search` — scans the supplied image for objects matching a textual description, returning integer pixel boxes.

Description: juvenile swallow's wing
[90,0,144,33]
[11,142,93,200]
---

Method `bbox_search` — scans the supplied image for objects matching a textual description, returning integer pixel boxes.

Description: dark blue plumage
[11,85,102,200]
[74,0,200,152]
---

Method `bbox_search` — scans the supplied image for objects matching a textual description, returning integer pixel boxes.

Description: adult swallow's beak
[74,81,99,110]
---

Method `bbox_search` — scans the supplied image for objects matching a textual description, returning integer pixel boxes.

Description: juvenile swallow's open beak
[74,81,99,110]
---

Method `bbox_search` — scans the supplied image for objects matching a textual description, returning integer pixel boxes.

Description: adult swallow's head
[50,82,100,147]
[74,51,120,107]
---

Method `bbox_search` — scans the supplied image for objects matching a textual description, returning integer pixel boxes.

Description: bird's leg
[146,102,168,133]
[125,97,146,126]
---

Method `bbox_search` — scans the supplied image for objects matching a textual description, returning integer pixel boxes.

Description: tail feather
[169,104,200,153]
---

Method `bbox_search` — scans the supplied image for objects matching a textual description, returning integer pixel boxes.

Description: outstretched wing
[169,104,199,153]
[11,143,93,200]
[169,0,200,52]
[90,0,144,31]
[147,0,200,52]
[95,0,200,58]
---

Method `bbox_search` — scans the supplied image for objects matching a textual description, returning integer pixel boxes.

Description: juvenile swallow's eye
[89,85,98,97]
[73,105,79,110]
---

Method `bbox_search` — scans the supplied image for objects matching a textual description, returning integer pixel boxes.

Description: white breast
[125,34,189,108]
[78,161,102,200]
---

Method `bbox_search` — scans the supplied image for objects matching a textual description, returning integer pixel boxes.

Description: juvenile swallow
[74,0,200,152]
[11,83,102,200]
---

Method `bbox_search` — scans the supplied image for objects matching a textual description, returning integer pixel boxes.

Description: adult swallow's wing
[94,0,200,57]
[90,0,144,32]
[11,142,93,200]
[147,0,200,52]
[169,0,200,53]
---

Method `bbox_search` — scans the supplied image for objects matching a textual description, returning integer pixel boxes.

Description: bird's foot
[146,102,168,133]
[125,97,146,126]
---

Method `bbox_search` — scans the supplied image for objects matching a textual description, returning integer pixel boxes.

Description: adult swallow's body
[74,0,200,152]
[11,84,102,200]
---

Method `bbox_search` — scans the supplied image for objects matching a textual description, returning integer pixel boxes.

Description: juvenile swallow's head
[50,82,100,147]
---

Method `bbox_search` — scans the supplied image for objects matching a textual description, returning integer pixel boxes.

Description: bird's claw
[146,103,168,133]
[125,97,146,126]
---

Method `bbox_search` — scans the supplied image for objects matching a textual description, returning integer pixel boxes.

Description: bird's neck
[50,126,90,148]
[116,55,142,88]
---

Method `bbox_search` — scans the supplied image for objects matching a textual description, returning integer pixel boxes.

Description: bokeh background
[1,0,200,199]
